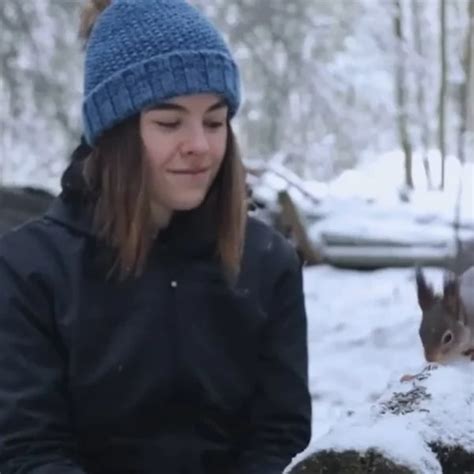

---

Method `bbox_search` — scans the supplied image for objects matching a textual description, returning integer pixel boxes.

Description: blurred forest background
[1,0,473,269]
[1,0,473,189]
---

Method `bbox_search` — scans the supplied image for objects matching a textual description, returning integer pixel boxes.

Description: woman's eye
[155,121,180,129]
[205,121,225,129]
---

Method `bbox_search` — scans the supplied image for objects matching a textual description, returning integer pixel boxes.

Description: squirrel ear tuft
[443,272,461,319]
[79,0,112,46]
[415,266,435,312]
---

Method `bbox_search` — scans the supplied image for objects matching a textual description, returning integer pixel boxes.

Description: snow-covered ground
[301,264,448,453]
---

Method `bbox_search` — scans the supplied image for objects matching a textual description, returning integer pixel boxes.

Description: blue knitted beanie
[82,0,241,146]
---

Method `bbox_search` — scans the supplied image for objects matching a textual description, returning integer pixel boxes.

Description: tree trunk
[457,4,470,165]
[412,0,432,189]
[458,0,474,163]
[438,0,448,190]
[394,0,414,189]
[452,0,474,274]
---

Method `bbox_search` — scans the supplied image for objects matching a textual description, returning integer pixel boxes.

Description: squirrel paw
[400,364,438,383]
[400,373,416,382]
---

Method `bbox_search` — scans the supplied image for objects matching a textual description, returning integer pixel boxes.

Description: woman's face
[140,94,228,222]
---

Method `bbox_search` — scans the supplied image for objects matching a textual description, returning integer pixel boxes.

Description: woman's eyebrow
[148,103,186,112]
[207,99,227,112]
[148,99,227,113]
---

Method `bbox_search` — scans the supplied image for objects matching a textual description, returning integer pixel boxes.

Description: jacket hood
[44,138,95,237]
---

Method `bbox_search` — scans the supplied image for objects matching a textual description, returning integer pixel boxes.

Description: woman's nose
[180,125,210,156]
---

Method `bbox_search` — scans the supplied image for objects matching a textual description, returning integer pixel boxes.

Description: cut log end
[290,449,414,474]
[429,443,474,474]
[290,445,474,474]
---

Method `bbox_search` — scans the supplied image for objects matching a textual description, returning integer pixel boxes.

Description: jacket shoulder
[0,217,47,256]
[0,216,72,279]
[240,216,300,299]
[245,215,300,270]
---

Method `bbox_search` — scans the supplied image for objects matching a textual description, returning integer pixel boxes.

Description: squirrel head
[415,266,469,363]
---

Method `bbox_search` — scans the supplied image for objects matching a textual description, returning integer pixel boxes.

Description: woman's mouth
[168,167,209,175]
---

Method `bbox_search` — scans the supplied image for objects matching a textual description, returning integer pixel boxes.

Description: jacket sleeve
[0,243,87,473]
[236,233,312,474]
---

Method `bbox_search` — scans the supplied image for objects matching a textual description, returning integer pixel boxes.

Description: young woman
[0,1,311,473]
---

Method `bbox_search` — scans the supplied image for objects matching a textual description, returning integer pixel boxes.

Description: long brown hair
[82,117,247,281]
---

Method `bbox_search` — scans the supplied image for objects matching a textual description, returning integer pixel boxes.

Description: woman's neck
[150,202,172,233]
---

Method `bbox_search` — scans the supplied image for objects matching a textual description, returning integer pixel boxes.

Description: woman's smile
[167,166,210,175]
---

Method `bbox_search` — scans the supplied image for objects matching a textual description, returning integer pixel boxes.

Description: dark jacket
[0,160,311,474]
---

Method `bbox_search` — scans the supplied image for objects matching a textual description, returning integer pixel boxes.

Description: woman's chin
[171,194,207,211]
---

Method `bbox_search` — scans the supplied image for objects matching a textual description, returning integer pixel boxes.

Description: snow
[251,150,474,228]
[310,213,456,247]
[290,264,474,473]
[309,151,474,246]
[249,149,474,264]
[413,363,474,451]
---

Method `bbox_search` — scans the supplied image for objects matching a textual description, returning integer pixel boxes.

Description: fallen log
[289,361,474,474]
[322,245,455,269]
[319,230,450,248]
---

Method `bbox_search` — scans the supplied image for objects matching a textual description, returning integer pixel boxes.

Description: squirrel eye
[442,331,453,345]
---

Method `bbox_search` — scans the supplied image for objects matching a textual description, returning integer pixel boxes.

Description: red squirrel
[415,266,474,363]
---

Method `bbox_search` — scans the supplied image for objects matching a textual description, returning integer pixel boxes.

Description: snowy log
[322,245,455,269]
[319,231,449,248]
[289,361,474,474]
